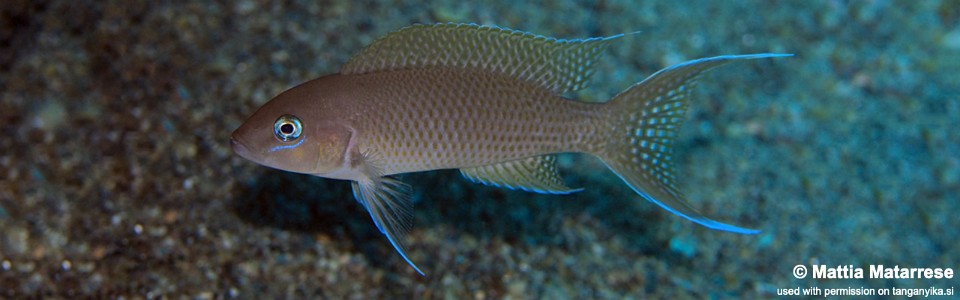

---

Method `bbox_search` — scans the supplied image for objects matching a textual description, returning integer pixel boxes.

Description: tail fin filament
[599,54,792,234]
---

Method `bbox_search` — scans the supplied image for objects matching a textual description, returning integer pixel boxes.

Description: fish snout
[230,136,254,160]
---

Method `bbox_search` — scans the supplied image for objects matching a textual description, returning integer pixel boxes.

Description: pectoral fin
[351,150,423,275]
[460,155,582,194]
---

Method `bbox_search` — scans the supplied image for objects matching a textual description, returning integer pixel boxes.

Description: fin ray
[599,54,791,233]
[351,150,424,275]
[341,23,621,94]
[460,155,582,194]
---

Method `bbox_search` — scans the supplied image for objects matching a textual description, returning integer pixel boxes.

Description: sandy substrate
[1,1,957,298]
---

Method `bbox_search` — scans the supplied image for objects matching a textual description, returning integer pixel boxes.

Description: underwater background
[2,0,958,298]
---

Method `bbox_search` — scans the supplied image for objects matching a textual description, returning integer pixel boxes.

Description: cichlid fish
[231,23,789,275]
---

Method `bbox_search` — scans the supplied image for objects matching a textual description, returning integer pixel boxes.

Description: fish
[231,23,790,275]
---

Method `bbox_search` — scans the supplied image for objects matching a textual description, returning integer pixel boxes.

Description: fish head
[231,77,355,176]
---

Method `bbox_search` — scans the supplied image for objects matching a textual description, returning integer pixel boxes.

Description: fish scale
[352,68,606,175]
[231,23,790,275]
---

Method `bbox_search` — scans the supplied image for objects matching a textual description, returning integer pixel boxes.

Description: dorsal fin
[341,23,622,94]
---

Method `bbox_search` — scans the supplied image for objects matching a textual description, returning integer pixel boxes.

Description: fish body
[250,68,606,176]
[231,23,789,275]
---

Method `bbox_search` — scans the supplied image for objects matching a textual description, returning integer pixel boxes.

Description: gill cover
[232,110,353,175]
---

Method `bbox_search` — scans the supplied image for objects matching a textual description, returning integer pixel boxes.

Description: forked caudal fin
[599,54,791,234]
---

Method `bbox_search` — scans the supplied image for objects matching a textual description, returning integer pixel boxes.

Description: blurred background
[1,0,957,298]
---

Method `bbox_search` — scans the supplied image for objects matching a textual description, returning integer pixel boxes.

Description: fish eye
[274,114,302,142]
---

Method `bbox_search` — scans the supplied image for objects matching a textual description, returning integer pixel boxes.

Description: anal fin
[460,155,582,194]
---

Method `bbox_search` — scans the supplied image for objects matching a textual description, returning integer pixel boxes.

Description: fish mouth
[230,135,254,160]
